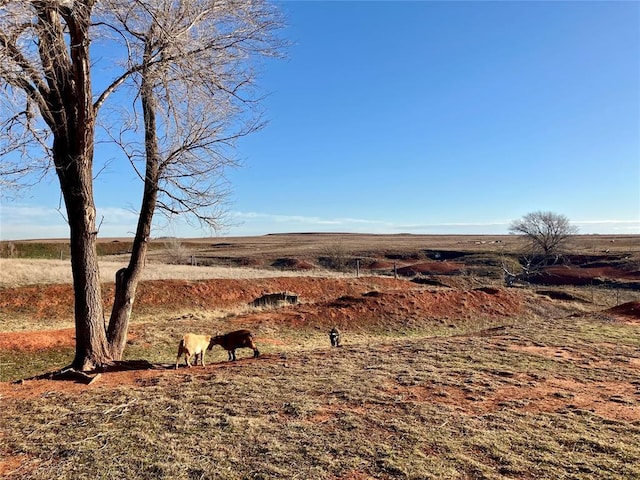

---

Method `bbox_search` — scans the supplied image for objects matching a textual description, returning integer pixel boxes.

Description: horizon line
[2,231,639,243]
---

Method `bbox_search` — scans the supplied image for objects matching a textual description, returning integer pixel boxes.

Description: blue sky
[1,0,639,240]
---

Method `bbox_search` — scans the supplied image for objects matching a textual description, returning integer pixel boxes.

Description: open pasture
[1,234,639,479]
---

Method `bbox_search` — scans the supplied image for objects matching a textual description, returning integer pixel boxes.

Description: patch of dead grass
[2,313,640,479]
[1,255,639,479]
[0,258,349,287]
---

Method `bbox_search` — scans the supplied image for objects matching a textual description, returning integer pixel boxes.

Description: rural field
[1,233,639,479]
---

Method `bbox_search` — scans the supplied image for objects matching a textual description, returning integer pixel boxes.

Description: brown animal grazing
[329,326,341,347]
[175,333,215,369]
[210,329,260,361]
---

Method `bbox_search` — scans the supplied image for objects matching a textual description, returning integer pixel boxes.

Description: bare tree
[0,0,282,370]
[504,211,579,284]
[509,211,578,258]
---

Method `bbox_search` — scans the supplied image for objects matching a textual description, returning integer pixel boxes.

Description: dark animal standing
[210,329,260,361]
[329,326,341,347]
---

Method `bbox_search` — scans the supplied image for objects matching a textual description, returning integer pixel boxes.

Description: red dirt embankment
[605,301,640,322]
[1,276,639,426]
[0,276,528,324]
[396,262,465,276]
[531,265,640,286]
[0,277,403,320]
[0,277,529,351]
[224,286,526,333]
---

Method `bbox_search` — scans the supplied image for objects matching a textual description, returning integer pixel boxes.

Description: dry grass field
[1,234,639,479]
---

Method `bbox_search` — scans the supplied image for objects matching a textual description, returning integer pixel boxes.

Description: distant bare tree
[509,211,578,259]
[0,0,283,371]
[504,211,579,285]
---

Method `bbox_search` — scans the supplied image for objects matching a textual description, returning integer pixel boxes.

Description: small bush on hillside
[319,242,350,271]
[163,237,190,264]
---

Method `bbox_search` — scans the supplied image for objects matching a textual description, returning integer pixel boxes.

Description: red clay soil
[0,276,527,332]
[604,301,640,324]
[0,277,528,381]
[0,278,526,351]
[333,472,376,480]
[509,344,640,372]
[0,329,141,352]
[532,265,640,286]
[0,277,406,321]
[1,276,639,425]
[396,261,465,276]
[0,328,75,351]
[389,373,640,422]
[606,301,640,318]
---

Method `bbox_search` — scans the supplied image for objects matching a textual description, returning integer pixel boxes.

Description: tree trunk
[106,209,152,359]
[57,151,113,370]
[106,193,154,359]
[39,3,113,371]
[66,186,112,371]
[53,130,112,370]
[106,46,160,359]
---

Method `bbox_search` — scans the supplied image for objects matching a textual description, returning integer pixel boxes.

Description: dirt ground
[1,270,640,479]
[1,274,639,418]
[0,276,525,350]
[2,235,639,478]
